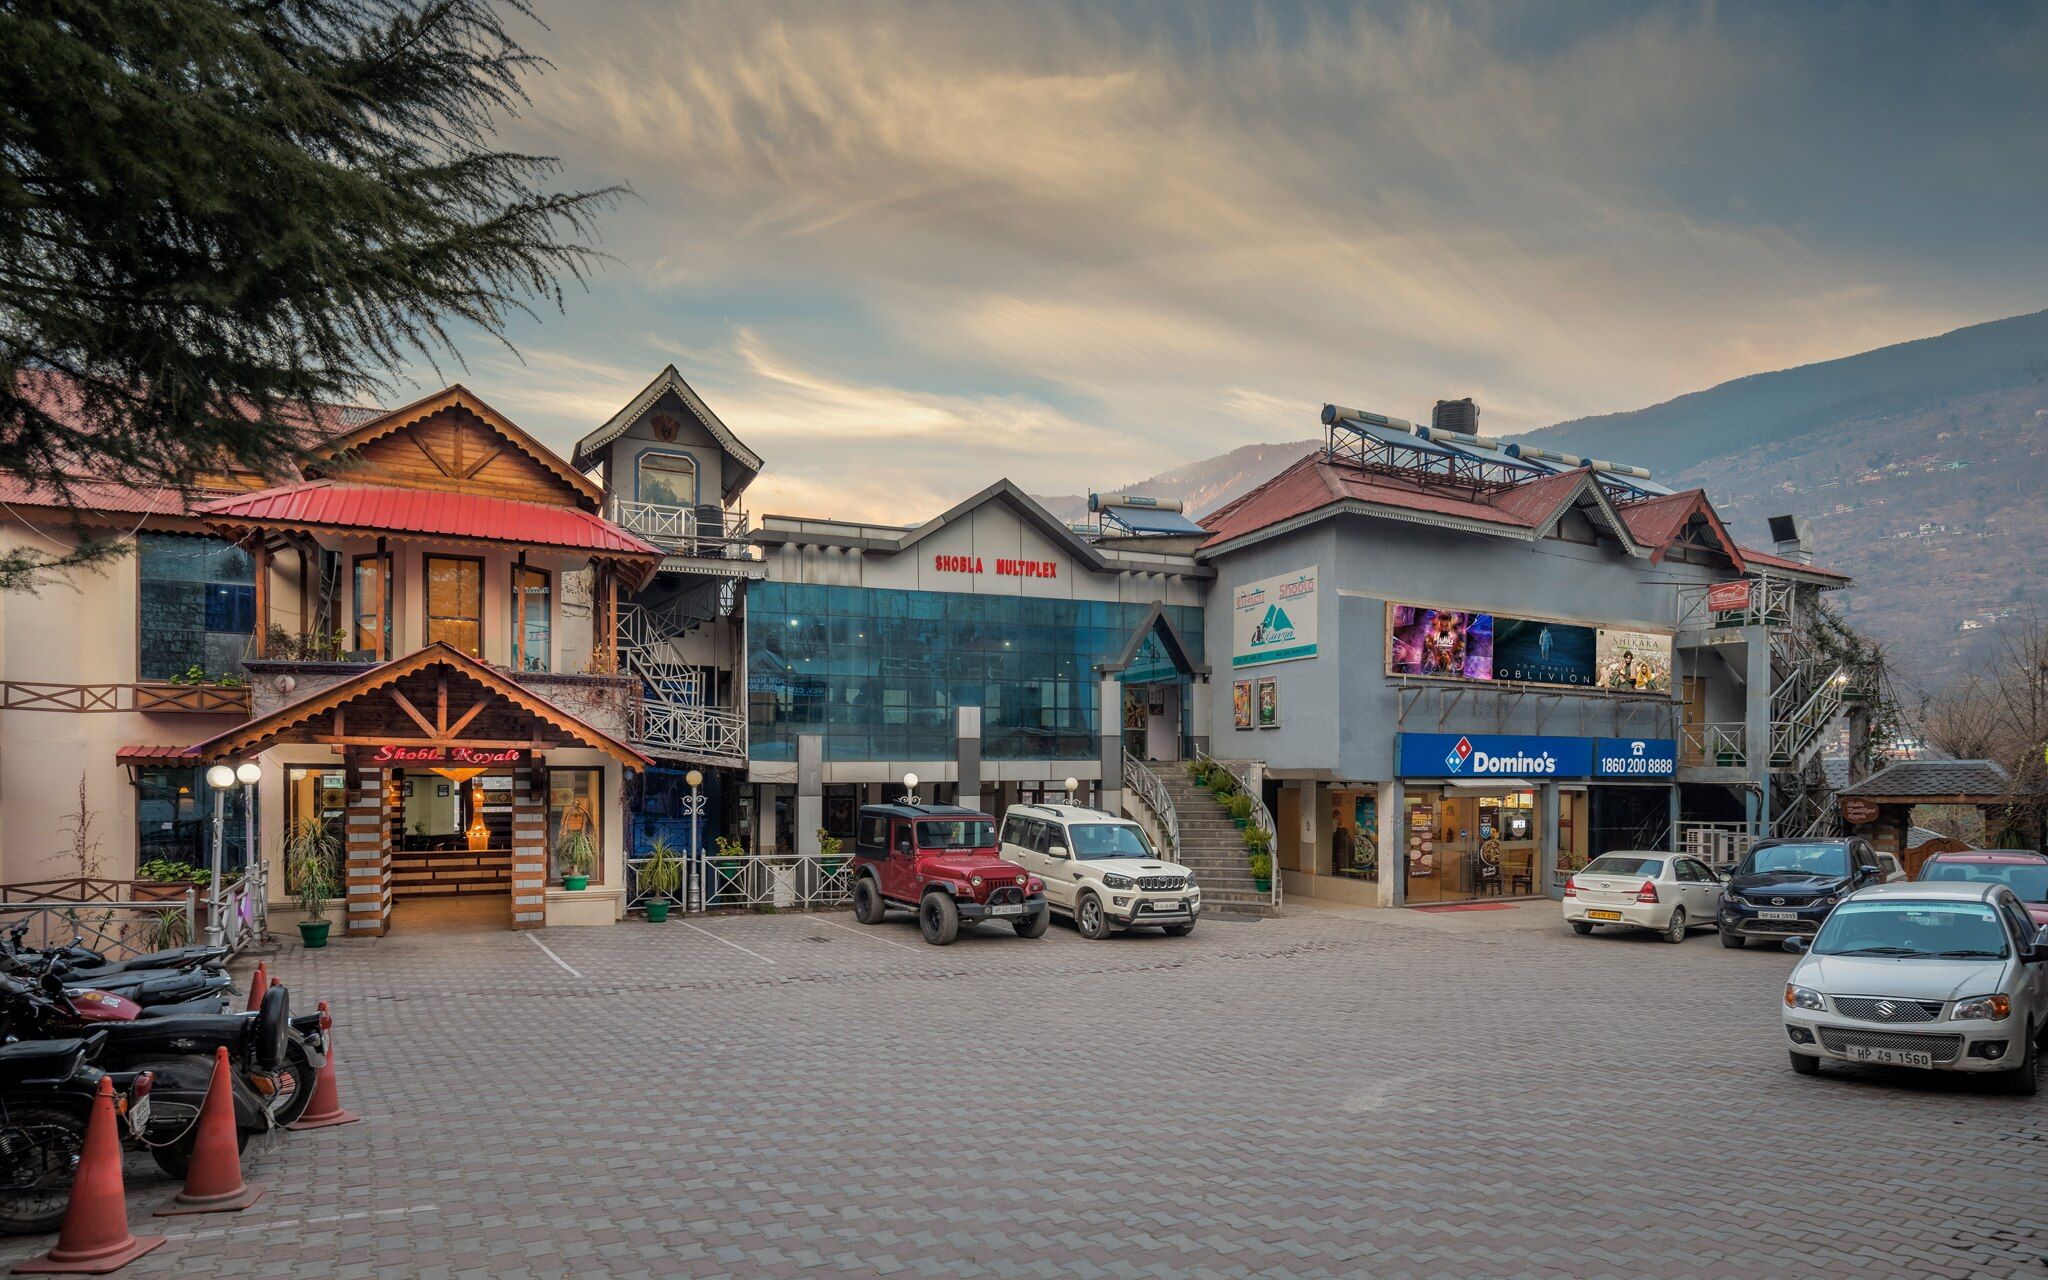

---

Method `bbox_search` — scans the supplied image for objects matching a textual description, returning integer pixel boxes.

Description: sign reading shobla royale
[932,554,1059,579]
[364,744,524,766]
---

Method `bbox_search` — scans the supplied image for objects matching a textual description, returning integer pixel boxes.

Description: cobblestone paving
[3,902,2039,1278]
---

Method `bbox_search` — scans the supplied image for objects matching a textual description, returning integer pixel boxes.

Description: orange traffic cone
[288,1002,359,1130]
[155,1047,262,1215]
[12,1077,165,1274]
[243,962,268,1013]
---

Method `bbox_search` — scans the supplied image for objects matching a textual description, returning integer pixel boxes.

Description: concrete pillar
[1097,675,1124,816]
[1667,784,1682,854]
[1295,780,1322,876]
[509,770,546,929]
[1539,780,1561,898]
[343,766,390,936]
[1376,779,1405,908]
[954,707,982,812]
[796,734,823,858]
[759,786,780,856]
[1744,626,1772,838]
[1189,675,1212,758]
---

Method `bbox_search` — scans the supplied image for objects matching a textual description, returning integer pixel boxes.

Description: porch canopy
[175,644,649,935]
[1837,758,2017,874]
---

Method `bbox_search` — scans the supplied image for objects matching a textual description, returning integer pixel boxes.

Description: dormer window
[636,451,698,509]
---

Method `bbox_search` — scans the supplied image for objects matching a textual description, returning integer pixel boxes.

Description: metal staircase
[617,578,747,768]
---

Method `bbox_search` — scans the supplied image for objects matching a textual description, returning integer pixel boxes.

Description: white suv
[998,804,1200,939]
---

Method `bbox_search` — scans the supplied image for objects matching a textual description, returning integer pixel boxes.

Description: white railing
[210,864,268,956]
[637,700,747,766]
[696,853,852,912]
[1121,750,1179,855]
[1195,749,1279,910]
[1682,721,1749,768]
[0,892,201,962]
[1676,574,1796,632]
[609,499,752,558]
[1679,822,1753,870]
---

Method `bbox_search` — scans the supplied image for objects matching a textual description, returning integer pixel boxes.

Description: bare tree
[1919,612,2048,847]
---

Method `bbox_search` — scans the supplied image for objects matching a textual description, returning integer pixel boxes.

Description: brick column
[344,766,391,936]
[510,771,546,929]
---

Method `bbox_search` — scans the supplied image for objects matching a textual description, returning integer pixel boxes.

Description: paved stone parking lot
[4,901,2039,1279]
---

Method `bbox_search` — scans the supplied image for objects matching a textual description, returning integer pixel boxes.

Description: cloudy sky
[421,1,2048,520]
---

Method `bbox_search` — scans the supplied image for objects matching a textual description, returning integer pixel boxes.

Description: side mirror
[1047,845,1070,860]
[1781,937,1809,954]
[2033,925,2048,954]
[1858,864,1880,879]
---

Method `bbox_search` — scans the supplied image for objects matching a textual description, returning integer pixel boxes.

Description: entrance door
[1144,685,1182,762]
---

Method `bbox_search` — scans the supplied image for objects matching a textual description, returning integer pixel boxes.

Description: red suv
[850,803,1049,945]
[1918,849,2048,927]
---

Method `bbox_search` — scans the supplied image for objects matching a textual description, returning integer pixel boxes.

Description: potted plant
[637,836,682,922]
[135,858,208,901]
[711,835,748,904]
[817,829,845,879]
[555,810,597,891]
[285,815,339,948]
[1227,792,1254,830]
[1248,849,1273,894]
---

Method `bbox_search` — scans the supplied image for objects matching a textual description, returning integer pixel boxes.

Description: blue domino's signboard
[1397,733,1676,780]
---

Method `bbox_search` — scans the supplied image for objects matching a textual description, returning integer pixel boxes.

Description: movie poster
[1256,677,1279,728]
[1493,616,1596,686]
[1387,605,1494,679]
[1387,602,1670,695]
[1232,680,1254,729]
[1595,628,1673,693]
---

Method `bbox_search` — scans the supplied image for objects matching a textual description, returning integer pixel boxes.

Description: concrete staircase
[1155,771,1276,916]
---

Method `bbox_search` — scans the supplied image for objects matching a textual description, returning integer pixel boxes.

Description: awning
[1443,778,1538,789]
[116,744,199,765]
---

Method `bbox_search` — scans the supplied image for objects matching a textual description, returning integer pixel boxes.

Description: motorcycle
[0,1033,156,1234]
[0,974,278,1180]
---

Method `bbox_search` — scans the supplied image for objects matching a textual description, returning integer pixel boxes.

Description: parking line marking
[820,917,924,952]
[678,919,777,964]
[524,933,583,978]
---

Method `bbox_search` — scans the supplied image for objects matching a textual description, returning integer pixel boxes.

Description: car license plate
[1757,910,1799,921]
[1844,1044,1932,1069]
[126,1096,150,1136]
[1586,910,1623,921]
[991,904,1023,917]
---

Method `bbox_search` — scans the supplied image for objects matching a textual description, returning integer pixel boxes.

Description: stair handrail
[1194,748,1279,910]
[1120,750,1179,856]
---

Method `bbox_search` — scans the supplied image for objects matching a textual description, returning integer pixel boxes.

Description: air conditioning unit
[1766,514,1813,564]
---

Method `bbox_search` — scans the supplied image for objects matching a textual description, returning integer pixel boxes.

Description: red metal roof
[1200,454,1558,549]
[197,480,662,560]
[1735,543,1851,581]
[116,744,199,765]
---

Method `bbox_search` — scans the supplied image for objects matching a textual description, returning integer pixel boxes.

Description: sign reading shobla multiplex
[1232,568,1318,668]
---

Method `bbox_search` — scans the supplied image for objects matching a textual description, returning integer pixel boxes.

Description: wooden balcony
[0,681,252,716]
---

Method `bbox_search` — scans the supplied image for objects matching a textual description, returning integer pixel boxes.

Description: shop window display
[1404,787,1541,903]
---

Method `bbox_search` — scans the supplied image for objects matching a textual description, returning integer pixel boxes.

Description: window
[424,556,484,657]
[636,451,698,507]
[135,766,255,871]
[859,812,889,852]
[547,769,603,886]
[136,533,255,680]
[352,554,391,659]
[1068,824,1153,858]
[512,565,551,671]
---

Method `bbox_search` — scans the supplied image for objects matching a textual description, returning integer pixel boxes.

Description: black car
[1717,837,1886,948]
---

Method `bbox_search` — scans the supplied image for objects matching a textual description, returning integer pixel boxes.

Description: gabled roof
[314,384,602,508]
[1097,601,1209,678]
[1614,489,1747,570]
[1841,758,2011,801]
[1198,455,1644,556]
[572,365,763,499]
[196,480,662,581]
[177,642,650,768]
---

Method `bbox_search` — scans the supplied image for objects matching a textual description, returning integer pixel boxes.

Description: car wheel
[1662,906,1688,944]
[1075,892,1111,940]
[1162,922,1194,937]
[917,892,959,946]
[1998,1023,2038,1097]
[1569,921,1595,936]
[1789,1050,1821,1077]
[1719,928,1745,949]
[1013,910,1049,939]
[852,877,886,925]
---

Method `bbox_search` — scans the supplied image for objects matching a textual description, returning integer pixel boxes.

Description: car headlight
[969,875,984,887]
[1183,870,1197,888]
[1952,994,2011,1021]
[1102,873,1135,891]
[1784,985,1825,1012]
[1813,895,1837,908]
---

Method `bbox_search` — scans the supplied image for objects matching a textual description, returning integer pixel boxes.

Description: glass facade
[136,533,255,681]
[135,766,256,871]
[747,583,1203,763]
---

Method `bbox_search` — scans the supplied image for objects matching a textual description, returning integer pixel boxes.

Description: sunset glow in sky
[419,2,2048,520]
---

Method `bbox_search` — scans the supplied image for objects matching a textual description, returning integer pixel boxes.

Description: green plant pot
[1233,817,1248,830]
[644,900,670,922]
[298,919,330,949]
[563,874,589,891]
[1253,877,1271,893]
[822,858,845,877]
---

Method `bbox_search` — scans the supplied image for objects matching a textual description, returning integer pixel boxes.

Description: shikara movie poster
[1595,628,1673,693]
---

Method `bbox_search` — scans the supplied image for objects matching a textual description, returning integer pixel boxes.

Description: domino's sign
[1398,733,1678,780]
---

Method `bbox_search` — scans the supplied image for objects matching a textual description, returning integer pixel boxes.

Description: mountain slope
[1036,438,1319,525]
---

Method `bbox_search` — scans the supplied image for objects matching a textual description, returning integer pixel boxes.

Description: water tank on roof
[1431,398,1479,435]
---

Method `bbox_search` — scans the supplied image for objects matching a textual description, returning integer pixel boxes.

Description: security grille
[1831,997,1942,1024]
[1817,1028,1963,1063]
[1137,876,1187,892]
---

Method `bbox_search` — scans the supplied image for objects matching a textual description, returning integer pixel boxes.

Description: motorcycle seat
[135,996,232,1020]
[0,1037,92,1085]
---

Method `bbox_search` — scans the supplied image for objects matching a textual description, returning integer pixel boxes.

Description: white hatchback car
[1563,851,1725,943]
[998,804,1200,939]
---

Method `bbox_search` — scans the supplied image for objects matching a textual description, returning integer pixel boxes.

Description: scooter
[0,974,278,1180]
[0,1032,155,1234]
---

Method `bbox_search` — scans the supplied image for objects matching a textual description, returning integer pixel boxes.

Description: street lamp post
[685,769,704,912]
[204,764,237,947]
[236,761,262,938]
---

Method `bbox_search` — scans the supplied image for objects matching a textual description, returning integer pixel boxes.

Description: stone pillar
[509,770,546,930]
[796,734,823,857]
[1538,779,1561,898]
[1097,675,1124,817]
[1188,675,1211,758]
[1376,779,1405,908]
[1667,785,1682,855]
[343,765,390,937]
[954,707,982,812]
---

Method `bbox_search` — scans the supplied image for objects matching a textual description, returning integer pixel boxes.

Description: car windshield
[1811,900,2010,959]
[916,820,994,850]
[1738,843,1849,878]
[1921,860,2048,902]
[1583,856,1663,877]
[1067,824,1154,858]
